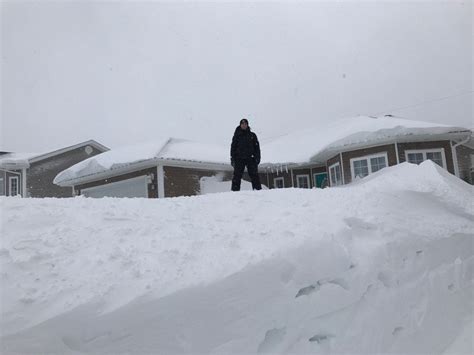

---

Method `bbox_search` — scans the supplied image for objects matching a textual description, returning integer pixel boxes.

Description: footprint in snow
[309,333,334,343]
[257,327,286,353]
[295,284,319,298]
[295,278,349,298]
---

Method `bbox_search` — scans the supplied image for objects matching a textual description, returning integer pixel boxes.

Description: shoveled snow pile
[200,174,268,194]
[1,161,473,354]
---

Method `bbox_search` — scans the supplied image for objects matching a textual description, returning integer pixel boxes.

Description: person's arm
[254,134,261,164]
[230,133,238,166]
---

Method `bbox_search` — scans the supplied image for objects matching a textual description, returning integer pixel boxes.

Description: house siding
[341,144,398,184]
[456,144,474,184]
[0,170,5,195]
[163,166,232,197]
[397,140,454,174]
[75,167,158,198]
[28,145,104,197]
[262,165,326,189]
[260,167,291,189]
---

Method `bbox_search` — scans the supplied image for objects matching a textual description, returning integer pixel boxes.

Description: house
[53,116,472,199]
[259,115,473,188]
[54,138,237,198]
[0,140,109,197]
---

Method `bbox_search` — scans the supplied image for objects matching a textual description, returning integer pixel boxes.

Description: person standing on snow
[230,118,262,191]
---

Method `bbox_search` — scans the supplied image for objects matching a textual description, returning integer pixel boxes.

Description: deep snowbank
[1,161,473,354]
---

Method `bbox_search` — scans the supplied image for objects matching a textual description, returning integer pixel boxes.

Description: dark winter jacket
[230,126,261,163]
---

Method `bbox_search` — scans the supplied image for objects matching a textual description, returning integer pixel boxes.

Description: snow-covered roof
[28,140,109,164]
[0,140,109,170]
[0,152,41,169]
[54,115,471,186]
[261,115,471,165]
[158,138,230,164]
[54,138,231,186]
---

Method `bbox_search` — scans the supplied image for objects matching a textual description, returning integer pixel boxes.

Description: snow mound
[200,174,268,194]
[1,162,473,354]
[352,160,473,212]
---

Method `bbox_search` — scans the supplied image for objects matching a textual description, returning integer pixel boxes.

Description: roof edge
[29,140,109,164]
[55,157,232,187]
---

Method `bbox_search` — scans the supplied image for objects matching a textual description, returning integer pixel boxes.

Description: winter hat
[240,118,249,125]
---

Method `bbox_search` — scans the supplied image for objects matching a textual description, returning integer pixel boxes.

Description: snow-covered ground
[1,161,473,354]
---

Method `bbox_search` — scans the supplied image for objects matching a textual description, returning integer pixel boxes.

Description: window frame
[273,177,284,189]
[0,177,4,196]
[405,148,446,169]
[350,152,389,181]
[329,162,342,186]
[296,174,310,189]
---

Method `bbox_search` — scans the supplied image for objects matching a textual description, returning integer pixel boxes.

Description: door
[314,173,328,188]
[8,176,20,196]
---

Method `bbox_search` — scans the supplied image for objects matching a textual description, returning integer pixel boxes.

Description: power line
[372,90,473,116]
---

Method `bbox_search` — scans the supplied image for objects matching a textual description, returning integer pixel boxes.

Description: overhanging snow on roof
[0,140,110,171]
[0,153,39,169]
[261,115,471,166]
[54,138,232,187]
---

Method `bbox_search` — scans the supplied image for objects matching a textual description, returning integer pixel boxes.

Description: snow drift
[1,161,473,354]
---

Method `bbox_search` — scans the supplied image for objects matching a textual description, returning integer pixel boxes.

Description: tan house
[259,115,473,188]
[0,140,108,197]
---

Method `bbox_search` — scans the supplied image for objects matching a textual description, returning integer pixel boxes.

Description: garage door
[81,175,148,198]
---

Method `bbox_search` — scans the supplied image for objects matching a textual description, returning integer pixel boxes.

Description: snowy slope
[1,161,473,354]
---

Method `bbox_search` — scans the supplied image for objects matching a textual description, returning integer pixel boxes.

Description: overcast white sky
[1,0,472,153]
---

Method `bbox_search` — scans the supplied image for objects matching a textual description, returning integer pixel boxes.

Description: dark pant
[232,158,262,191]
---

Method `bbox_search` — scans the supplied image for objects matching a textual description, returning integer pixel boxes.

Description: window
[9,176,19,196]
[329,162,342,186]
[426,151,443,167]
[296,175,309,188]
[407,152,424,165]
[370,156,387,173]
[273,177,284,189]
[405,149,446,168]
[0,178,4,195]
[353,159,369,178]
[350,153,388,180]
